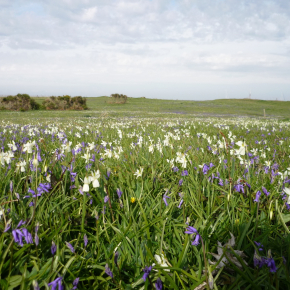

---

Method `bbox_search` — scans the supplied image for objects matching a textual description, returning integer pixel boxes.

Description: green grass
[1,97,289,120]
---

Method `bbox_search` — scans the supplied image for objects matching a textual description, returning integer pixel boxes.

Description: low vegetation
[43,95,88,110]
[0,94,40,111]
[0,115,290,289]
[0,94,88,111]
[108,94,128,104]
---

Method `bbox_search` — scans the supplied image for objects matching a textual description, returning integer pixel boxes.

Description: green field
[1,97,288,120]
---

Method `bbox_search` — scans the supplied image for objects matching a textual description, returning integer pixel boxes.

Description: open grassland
[0,101,290,289]
[1,97,289,120]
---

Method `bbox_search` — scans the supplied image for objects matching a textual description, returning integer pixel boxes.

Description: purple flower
[185,226,200,246]
[66,242,75,253]
[104,196,109,203]
[253,251,266,268]
[267,258,277,273]
[117,188,122,199]
[12,229,24,247]
[22,228,33,244]
[48,277,63,290]
[16,220,25,228]
[254,191,261,202]
[33,280,40,290]
[142,265,152,281]
[173,166,179,172]
[203,164,210,175]
[181,170,188,176]
[179,179,183,186]
[114,251,119,266]
[51,241,57,255]
[105,264,113,278]
[177,199,184,208]
[84,234,88,247]
[254,241,264,251]
[155,278,163,290]
[4,222,11,232]
[262,187,270,197]
[191,233,201,246]
[10,181,13,193]
[163,193,170,206]
[71,277,79,290]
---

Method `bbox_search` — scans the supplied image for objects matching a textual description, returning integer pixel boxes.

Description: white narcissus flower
[134,167,143,178]
[23,141,35,153]
[16,160,27,172]
[153,254,170,272]
[83,177,90,192]
[235,141,247,156]
[284,188,290,204]
[90,170,100,188]
[82,153,91,163]
[32,155,39,167]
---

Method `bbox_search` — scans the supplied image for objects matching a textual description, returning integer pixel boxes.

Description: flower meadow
[1,116,290,289]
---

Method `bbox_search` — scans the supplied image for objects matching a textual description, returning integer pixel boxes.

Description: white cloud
[0,0,290,99]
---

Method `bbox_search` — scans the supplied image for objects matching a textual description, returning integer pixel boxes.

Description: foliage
[0,94,40,111]
[42,95,88,110]
[109,94,128,104]
[0,116,290,289]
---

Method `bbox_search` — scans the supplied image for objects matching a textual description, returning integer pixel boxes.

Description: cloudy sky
[1,0,290,100]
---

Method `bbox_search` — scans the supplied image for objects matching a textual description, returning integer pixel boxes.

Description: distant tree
[110,94,128,104]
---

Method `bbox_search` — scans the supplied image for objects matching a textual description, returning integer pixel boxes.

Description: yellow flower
[131,197,136,203]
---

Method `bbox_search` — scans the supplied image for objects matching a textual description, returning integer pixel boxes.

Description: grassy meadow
[0,98,290,289]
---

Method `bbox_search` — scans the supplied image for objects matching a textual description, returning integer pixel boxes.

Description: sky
[0,0,290,100]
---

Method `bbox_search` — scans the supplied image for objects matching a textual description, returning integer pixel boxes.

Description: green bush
[0,94,40,111]
[43,95,88,110]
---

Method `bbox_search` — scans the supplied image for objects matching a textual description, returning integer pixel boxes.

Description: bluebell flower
[48,277,63,290]
[254,241,264,251]
[254,191,261,202]
[114,251,119,266]
[4,221,11,232]
[155,278,163,290]
[12,229,24,247]
[267,258,277,273]
[142,266,152,281]
[33,280,40,290]
[105,264,113,278]
[71,277,79,290]
[185,226,201,246]
[22,228,33,244]
[163,193,170,206]
[84,234,88,247]
[179,179,183,186]
[117,188,122,199]
[262,187,270,196]
[173,166,179,172]
[66,242,75,253]
[51,241,57,255]
[104,196,109,203]
[181,170,188,176]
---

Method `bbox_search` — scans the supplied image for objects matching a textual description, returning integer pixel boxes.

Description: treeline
[0,94,88,111]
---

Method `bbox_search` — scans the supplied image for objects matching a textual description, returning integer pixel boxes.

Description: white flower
[82,153,91,163]
[89,170,100,188]
[16,160,27,172]
[23,141,35,153]
[32,155,39,167]
[83,177,90,192]
[235,141,247,156]
[284,188,290,204]
[154,254,170,271]
[134,167,143,178]
[176,152,187,168]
